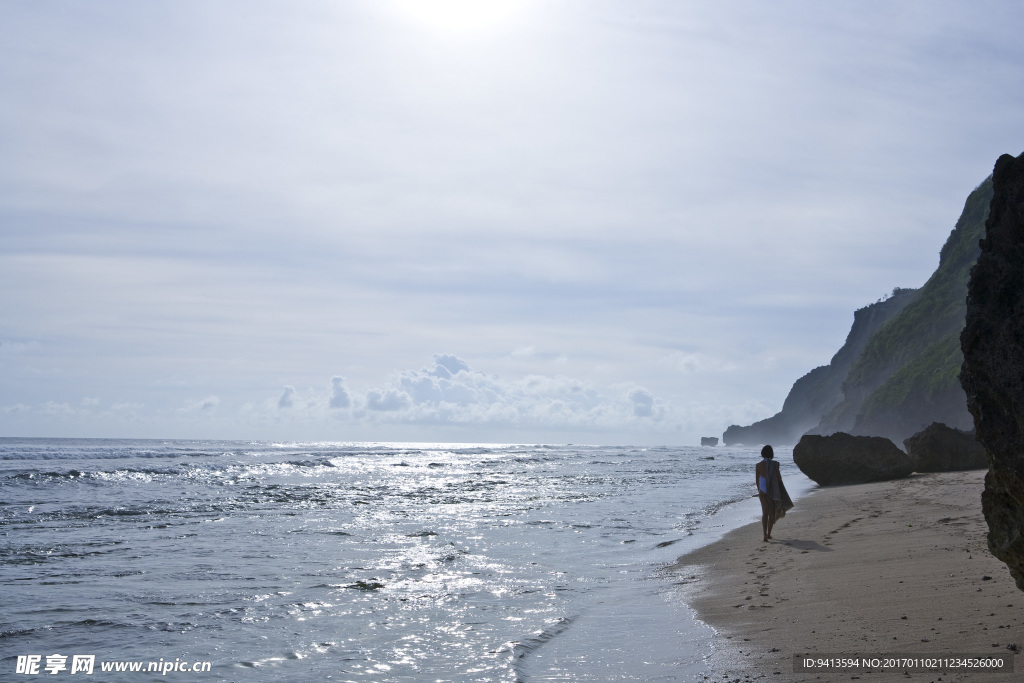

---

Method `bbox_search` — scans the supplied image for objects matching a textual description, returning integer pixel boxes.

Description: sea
[0,438,812,682]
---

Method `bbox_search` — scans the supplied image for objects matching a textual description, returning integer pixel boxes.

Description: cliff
[725,173,993,447]
[722,288,918,446]
[812,176,992,443]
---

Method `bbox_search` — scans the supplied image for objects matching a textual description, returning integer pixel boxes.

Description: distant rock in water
[903,422,987,472]
[793,433,914,486]
[700,436,719,447]
[960,150,1024,591]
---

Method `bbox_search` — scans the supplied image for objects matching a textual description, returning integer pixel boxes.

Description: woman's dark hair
[761,445,774,459]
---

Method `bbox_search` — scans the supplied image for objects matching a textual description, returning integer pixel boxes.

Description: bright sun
[392,0,529,32]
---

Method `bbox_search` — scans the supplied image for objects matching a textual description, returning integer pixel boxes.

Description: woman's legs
[758,493,771,542]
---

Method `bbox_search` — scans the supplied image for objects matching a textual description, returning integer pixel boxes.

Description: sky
[1,0,1023,445]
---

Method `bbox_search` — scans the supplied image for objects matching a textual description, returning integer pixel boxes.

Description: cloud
[278,386,296,409]
[350,354,666,432]
[108,402,144,421]
[431,353,470,378]
[178,395,220,414]
[628,387,654,417]
[42,401,75,416]
[365,388,411,411]
[329,376,351,409]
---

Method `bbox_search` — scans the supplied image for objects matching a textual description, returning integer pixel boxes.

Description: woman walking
[756,445,793,542]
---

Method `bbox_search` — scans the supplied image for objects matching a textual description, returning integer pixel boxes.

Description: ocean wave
[510,615,579,681]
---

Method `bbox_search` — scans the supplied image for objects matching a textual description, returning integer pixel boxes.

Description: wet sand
[671,470,1024,681]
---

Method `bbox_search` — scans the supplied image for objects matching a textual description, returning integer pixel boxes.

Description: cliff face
[722,288,918,446]
[960,151,1024,591]
[812,176,992,443]
[724,172,993,448]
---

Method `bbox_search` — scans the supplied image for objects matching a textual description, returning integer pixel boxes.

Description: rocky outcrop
[960,151,1024,591]
[903,422,987,472]
[700,437,719,447]
[793,433,914,486]
[722,288,919,446]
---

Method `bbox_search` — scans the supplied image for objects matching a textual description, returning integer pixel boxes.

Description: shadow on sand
[779,539,832,552]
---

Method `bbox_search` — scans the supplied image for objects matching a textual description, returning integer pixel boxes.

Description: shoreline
[671,470,1024,681]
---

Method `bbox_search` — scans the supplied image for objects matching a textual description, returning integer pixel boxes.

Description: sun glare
[392,0,529,32]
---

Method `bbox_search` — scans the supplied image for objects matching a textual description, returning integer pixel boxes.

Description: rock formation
[960,151,1024,591]
[903,422,987,472]
[722,288,918,446]
[700,437,719,447]
[793,432,914,486]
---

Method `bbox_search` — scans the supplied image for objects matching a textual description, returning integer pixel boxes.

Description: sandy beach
[671,469,1024,681]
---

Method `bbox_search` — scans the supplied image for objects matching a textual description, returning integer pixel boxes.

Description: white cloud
[365,388,412,411]
[278,386,296,409]
[329,376,351,409]
[215,353,779,443]
[350,354,665,432]
[628,387,654,418]
[431,353,470,377]
[178,395,220,414]
[42,401,74,416]
[108,402,144,421]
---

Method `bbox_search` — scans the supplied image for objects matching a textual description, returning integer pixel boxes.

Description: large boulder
[903,422,987,472]
[793,433,914,486]
[960,151,1024,591]
[700,436,719,447]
